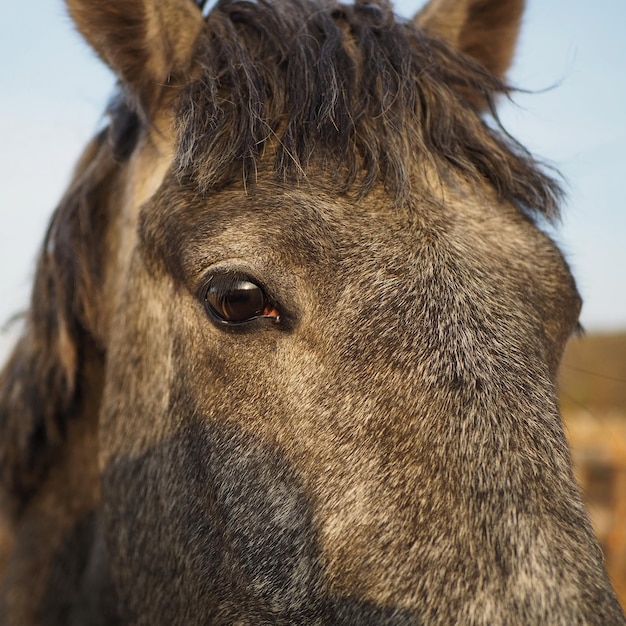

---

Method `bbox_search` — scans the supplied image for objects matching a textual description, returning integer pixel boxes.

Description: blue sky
[1,0,625,361]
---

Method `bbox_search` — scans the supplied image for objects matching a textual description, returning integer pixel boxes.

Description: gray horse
[1,0,624,623]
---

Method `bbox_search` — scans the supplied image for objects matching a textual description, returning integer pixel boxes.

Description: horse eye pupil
[206,279,265,323]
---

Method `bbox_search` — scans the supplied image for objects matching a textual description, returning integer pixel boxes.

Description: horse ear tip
[413,0,525,80]
[65,0,205,115]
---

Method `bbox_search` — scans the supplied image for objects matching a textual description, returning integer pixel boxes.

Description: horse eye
[203,275,275,324]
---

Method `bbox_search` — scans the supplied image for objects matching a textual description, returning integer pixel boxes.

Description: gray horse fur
[0,0,624,623]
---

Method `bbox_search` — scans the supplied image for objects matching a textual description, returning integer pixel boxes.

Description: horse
[0,0,624,623]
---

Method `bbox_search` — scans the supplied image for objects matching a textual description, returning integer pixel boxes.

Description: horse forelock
[175,0,561,219]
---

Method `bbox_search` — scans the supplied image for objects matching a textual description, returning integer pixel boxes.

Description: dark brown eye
[203,275,279,325]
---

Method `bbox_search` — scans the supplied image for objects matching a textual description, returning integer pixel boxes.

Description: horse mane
[0,97,139,502]
[177,0,562,217]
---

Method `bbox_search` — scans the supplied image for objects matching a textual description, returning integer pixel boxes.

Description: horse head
[1,0,623,623]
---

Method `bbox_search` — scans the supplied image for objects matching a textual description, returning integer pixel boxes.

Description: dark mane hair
[176,0,561,217]
[0,98,135,500]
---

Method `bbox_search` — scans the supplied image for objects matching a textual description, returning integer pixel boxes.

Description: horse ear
[414,0,524,79]
[66,0,204,114]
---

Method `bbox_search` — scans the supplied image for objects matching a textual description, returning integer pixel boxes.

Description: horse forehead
[145,176,538,287]
[146,177,475,268]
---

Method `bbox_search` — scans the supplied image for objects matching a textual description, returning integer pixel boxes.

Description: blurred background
[1,0,625,605]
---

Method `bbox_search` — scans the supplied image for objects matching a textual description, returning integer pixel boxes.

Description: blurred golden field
[559,332,626,608]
